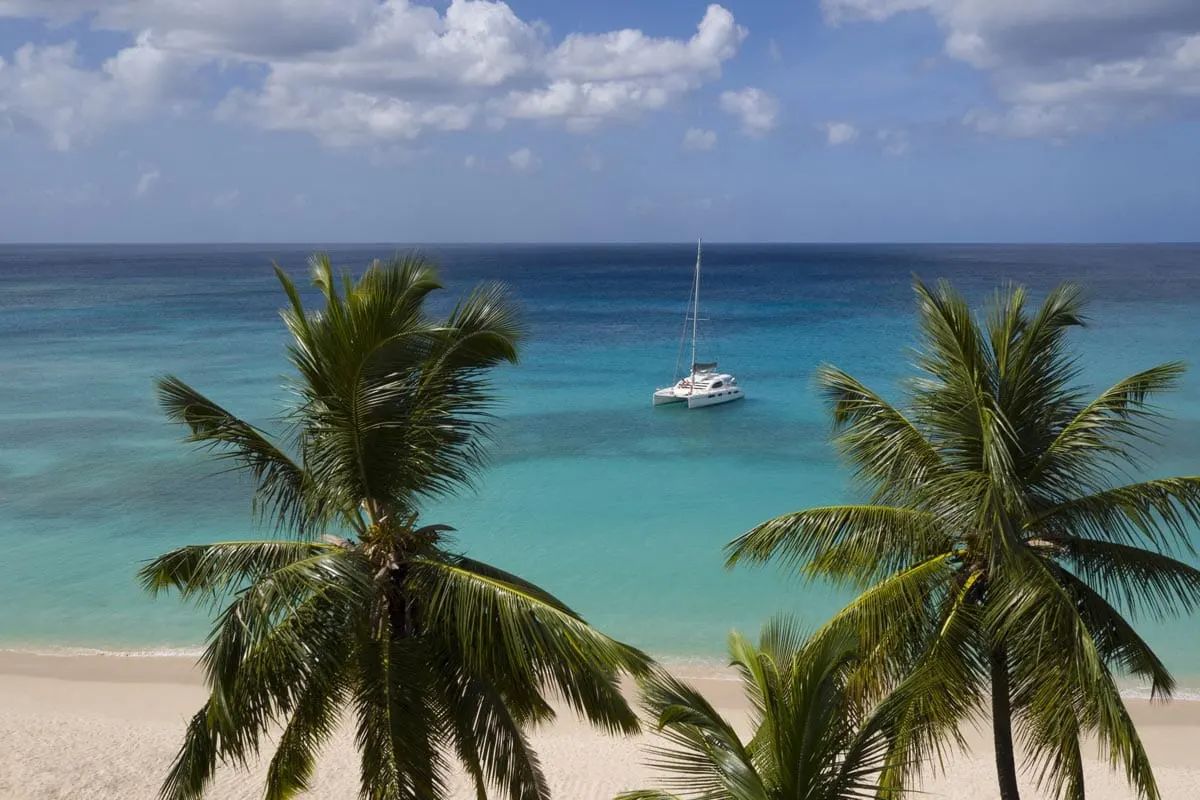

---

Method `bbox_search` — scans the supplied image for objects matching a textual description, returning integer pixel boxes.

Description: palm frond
[410,556,646,735]
[809,554,957,696]
[196,549,374,704]
[1029,364,1186,493]
[1049,535,1200,621]
[433,660,550,800]
[156,377,313,532]
[263,654,352,800]
[286,259,523,518]
[1006,591,1160,800]
[1048,563,1175,698]
[869,573,986,796]
[626,620,902,800]
[636,666,765,800]
[993,551,1160,800]
[353,634,448,800]
[1030,477,1200,554]
[816,365,943,499]
[138,540,337,605]
[909,279,1011,483]
[724,505,951,588]
[427,280,525,371]
[158,704,221,800]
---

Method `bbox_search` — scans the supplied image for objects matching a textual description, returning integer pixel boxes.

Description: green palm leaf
[138,540,337,604]
[1029,364,1185,492]
[1030,477,1200,553]
[619,619,899,800]
[157,377,313,532]
[412,556,648,734]
[725,505,950,588]
[1050,535,1200,620]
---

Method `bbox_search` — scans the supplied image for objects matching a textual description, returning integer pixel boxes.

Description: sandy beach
[1,651,1198,800]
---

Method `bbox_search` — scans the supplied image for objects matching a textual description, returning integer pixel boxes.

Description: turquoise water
[1,244,1198,686]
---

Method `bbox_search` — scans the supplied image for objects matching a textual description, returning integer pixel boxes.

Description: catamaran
[652,239,745,409]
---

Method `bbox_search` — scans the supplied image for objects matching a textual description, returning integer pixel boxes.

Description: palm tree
[726,280,1200,800]
[140,253,649,800]
[616,618,899,800]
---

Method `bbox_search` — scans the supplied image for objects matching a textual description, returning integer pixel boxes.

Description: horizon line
[3,240,1200,247]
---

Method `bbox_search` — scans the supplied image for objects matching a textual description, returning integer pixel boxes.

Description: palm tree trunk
[990,643,1021,800]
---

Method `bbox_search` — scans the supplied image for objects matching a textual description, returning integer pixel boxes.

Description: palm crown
[141,253,649,800]
[617,618,899,800]
[727,280,1200,800]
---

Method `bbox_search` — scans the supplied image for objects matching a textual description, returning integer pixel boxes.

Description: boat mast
[690,238,701,379]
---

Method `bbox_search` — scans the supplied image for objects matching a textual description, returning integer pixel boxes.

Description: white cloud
[218,85,476,146]
[544,4,743,82]
[0,36,192,149]
[463,154,478,168]
[823,121,859,145]
[134,167,160,197]
[719,87,779,137]
[496,5,746,131]
[682,127,717,150]
[508,147,539,171]
[1,1,748,148]
[876,128,910,156]
[821,0,1200,137]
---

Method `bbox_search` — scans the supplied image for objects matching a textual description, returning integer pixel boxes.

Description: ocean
[2,244,1199,689]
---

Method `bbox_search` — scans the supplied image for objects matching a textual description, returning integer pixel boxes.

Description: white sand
[1,651,1198,799]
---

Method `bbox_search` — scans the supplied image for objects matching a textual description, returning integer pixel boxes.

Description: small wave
[4,645,1200,701]
[0,644,203,659]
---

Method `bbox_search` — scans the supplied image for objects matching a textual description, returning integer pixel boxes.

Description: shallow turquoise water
[1,244,1198,688]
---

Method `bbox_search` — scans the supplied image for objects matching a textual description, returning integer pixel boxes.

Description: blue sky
[1,0,1198,242]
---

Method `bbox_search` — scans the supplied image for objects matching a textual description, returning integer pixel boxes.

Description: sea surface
[2,244,1199,689]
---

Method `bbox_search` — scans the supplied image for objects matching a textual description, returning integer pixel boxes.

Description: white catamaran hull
[653,372,745,408]
[653,389,687,405]
[685,387,745,408]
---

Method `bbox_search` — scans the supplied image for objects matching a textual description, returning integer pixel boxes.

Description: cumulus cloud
[508,147,539,171]
[821,0,1200,137]
[1,0,747,148]
[823,121,859,145]
[0,36,192,149]
[719,87,779,137]
[134,167,160,197]
[496,4,745,132]
[682,127,717,150]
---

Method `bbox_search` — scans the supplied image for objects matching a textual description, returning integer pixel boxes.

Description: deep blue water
[1,244,1199,686]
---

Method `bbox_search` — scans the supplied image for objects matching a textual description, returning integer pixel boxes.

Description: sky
[1,0,1199,243]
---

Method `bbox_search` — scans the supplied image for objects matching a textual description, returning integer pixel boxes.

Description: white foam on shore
[0,645,204,659]
[4,645,1200,701]
[656,653,1200,701]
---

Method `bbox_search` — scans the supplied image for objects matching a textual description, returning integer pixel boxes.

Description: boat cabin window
[711,381,723,388]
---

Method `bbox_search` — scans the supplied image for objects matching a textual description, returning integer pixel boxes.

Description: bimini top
[691,361,718,373]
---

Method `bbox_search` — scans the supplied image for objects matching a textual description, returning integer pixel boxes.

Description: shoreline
[4,646,1200,701]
